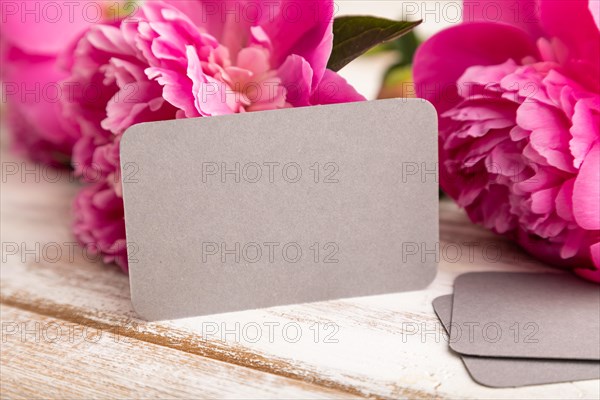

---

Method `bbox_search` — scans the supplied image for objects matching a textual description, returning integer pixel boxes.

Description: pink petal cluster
[414,0,600,282]
[0,1,93,165]
[63,0,364,271]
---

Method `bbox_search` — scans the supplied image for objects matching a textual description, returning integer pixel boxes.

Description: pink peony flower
[0,1,92,165]
[414,0,600,282]
[65,0,365,271]
[1,45,75,166]
[73,180,128,268]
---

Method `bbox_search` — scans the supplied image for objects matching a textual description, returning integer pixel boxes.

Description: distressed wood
[0,305,354,399]
[1,149,599,399]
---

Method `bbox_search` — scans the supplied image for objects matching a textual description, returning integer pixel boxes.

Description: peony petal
[555,178,576,221]
[485,140,527,177]
[510,125,530,141]
[561,229,584,258]
[457,172,489,207]
[539,0,600,89]
[0,0,91,55]
[515,165,563,192]
[107,58,148,86]
[261,0,334,89]
[591,0,600,31]
[147,66,199,118]
[500,64,553,106]
[540,0,600,60]
[517,101,576,172]
[414,22,538,115]
[458,59,519,96]
[310,70,366,105]
[572,143,600,230]
[87,25,134,57]
[195,77,237,116]
[236,46,271,76]
[477,184,515,233]
[444,99,516,122]
[463,0,544,38]
[570,97,600,169]
[102,81,172,134]
[73,181,128,272]
[593,242,600,268]
[277,54,313,107]
[164,0,252,47]
[530,186,559,214]
[574,241,600,282]
[1,45,76,164]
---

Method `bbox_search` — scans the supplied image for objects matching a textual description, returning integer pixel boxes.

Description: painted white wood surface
[1,148,598,399]
[0,305,355,399]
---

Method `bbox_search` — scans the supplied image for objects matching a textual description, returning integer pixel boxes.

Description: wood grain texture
[1,149,599,399]
[0,305,354,399]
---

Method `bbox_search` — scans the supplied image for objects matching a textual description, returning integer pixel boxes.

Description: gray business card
[450,272,600,360]
[433,295,600,388]
[120,99,439,319]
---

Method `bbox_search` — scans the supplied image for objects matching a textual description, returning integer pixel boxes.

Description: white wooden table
[2,144,599,399]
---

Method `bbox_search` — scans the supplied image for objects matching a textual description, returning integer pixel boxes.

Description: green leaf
[327,16,422,72]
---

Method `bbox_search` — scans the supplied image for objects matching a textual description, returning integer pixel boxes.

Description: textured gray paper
[121,99,438,319]
[433,295,600,387]
[450,272,600,360]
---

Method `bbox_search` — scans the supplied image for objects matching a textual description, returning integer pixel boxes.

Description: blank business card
[121,99,439,319]
[450,272,600,360]
[433,295,600,387]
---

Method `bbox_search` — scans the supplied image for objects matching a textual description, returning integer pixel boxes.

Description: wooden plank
[0,305,355,399]
[1,149,598,399]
